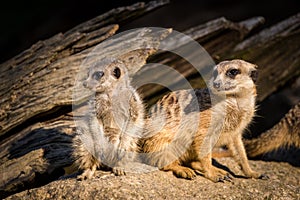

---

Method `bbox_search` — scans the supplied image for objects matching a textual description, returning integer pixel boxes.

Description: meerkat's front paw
[259,174,269,180]
[162,162,197,179]
[167,166,196,179]
[190,161,232,182]
[77,168,96,180]
[112,166,126,176]
[174,166,196,179]
[245,171,269,180]
[203,167,232,183]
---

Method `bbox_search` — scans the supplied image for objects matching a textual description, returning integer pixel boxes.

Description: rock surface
[5,159,300,200]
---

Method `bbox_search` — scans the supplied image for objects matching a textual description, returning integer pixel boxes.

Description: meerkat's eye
[112,67,121,79]
[226,68,241,78]
[92,71,104,81]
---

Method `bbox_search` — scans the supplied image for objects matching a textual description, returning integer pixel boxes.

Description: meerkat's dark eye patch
[212,69,218,79]
[250,69,258,83]
[112,67,121,79]
[92,71,104,81]
[226,68,241,79]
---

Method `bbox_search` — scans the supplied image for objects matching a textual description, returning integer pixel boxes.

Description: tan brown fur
[243,101,300,157]
[72,59,145,179]
[141,59,266,182]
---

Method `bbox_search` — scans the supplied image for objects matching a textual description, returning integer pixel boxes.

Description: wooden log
[0,113,75,196]
[0,1,171,197]
[231,13,300,101]
[0,149,46,197]
[138,13,300,104]
[136,16,265,105]
[1,4,299,198]
[0,0,169,138]
[0,30,170,199]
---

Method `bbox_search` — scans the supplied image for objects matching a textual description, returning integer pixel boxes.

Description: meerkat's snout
[82,79,89,89]
[92,71,105,81]
[83,70,105,90]
[213,81,220,89]
[212,69,220,89]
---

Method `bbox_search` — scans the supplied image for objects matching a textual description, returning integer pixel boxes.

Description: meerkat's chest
[213,99,255,136]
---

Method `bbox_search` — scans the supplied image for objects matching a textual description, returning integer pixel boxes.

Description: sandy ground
[5,158,300,200]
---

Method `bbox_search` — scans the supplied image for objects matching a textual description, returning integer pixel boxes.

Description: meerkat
[141,59,267,182]
[72,59,145,179]
[243,101,300,157]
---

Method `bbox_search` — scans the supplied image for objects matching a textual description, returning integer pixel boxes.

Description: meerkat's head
[83,59,129,93]
[209,59,258,96]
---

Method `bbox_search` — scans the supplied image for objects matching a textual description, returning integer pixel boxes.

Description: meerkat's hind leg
[212,146,232,158]
[77,163,98,180]
[162,161,196,179]
[190,154,232,182]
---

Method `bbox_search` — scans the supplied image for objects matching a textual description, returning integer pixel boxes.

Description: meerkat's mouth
[214,86,236,92]
[224,86,236,91]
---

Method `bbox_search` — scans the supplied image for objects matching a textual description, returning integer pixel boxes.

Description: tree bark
[140,13,300,104]
[0,0,169,138]
[0,1,170,197]
[0,1,299,198]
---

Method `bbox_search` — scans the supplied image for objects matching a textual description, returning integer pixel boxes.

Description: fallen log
[0,1,299,198]
[0,1,171,197]
[140,13,300,104]
[0,0,169,138]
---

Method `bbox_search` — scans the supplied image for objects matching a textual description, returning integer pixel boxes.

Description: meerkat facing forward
[72,59,145,179]
[141,59,267,182]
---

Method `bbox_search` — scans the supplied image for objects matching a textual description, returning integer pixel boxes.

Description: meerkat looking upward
[141,59,267,182]
[72,59,145,179]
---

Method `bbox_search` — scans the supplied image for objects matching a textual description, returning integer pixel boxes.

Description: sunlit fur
[140,59,266,182]
[72,59,145,179]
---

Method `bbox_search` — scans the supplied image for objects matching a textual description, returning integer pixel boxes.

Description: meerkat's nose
[83,81,87,88]
[213,81,220,89]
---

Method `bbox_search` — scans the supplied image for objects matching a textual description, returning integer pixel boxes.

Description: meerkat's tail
[243,102,300,158]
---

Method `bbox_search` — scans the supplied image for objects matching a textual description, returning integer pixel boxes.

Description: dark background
[1,0,299,63]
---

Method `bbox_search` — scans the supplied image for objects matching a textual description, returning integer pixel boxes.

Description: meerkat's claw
[77,175,89,181]
[203,167,232,183]
[174,167,197,180]
[224,174,233,182]
[210,174,231,183]
[258,174,269,180]
[244,171,268,180]
[77,168,96,180]
[112,166,126,176]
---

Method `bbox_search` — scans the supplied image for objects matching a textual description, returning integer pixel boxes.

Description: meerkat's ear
[112,67,121,79]
[250,66,258,83]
